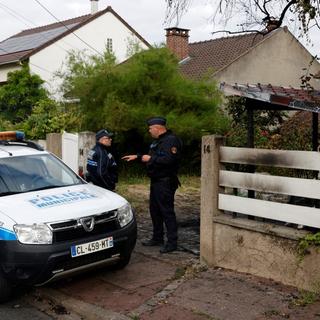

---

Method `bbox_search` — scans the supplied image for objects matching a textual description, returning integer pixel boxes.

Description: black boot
[160,243,177,253]
[142,239,164,246]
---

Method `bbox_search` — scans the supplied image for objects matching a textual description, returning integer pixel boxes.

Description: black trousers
[149,177,178,246]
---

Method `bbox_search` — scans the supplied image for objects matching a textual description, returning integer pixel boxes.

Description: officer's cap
[146,116,166,126]
[96,129,113,141]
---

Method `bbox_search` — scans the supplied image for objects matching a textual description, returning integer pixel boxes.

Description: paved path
[21,241,320,320]
[8,200,320,320]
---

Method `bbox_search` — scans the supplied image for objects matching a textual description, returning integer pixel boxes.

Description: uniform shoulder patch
[88,150,95,160]
[171,146,178,154]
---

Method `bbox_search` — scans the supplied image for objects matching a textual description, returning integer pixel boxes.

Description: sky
[0,0,319,56]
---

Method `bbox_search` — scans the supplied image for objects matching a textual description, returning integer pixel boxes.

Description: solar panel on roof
[0,23,78,55]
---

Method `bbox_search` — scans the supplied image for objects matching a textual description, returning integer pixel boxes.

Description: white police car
[0,131,137,302]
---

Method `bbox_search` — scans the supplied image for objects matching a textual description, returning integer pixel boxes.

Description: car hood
[0,184,127,225]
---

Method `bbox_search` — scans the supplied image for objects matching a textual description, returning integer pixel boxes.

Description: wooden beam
[245,98,292,110]
[220,146,320,170]
[219,194,320,228]
[246,99,255,200]
[220,170,320,199]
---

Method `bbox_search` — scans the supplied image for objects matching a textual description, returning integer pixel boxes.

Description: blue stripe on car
[0,227,17,240]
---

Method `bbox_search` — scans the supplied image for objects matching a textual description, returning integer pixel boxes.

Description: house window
[107,38,113,52]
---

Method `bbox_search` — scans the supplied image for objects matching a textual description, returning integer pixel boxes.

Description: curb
[129,278,184,317]
[27,287,130,320]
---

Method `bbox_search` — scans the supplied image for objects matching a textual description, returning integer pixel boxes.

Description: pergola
[220,83,320,151]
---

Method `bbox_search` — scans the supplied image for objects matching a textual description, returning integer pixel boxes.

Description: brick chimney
[165,27,190,61]
[90,0,99,14]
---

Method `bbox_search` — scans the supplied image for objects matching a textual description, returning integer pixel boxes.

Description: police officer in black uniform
[86,129,118,191]
[122,117,182,253]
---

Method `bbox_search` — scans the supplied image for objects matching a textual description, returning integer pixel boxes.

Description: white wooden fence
[200,135,320,289]
[218,146,320,228]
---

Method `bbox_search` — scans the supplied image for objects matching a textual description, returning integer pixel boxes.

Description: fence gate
[62,132,79,173]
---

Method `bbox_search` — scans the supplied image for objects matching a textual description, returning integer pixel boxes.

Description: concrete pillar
[46,133,62,158]
[200,135,225,266]
[78,132,95,176]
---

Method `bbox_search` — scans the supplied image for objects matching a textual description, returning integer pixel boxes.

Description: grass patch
[116,174,200,212]
[118,173,149,185]
[118,173,200,188]
[291,290,320,307]
[298,232,320,261]
[173,266,186,280]
[178,175,200,190]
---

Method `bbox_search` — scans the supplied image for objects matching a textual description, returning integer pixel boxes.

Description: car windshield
[0,153,84,196]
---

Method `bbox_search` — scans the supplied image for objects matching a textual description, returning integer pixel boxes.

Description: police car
[0,131,137,302]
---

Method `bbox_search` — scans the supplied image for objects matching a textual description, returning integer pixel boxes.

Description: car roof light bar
[0,131,44,151]
[0,131,25,141]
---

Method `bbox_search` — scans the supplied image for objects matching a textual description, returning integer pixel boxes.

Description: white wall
[28,10,149,98]
[215,28,320,90]
[0,64,21,83]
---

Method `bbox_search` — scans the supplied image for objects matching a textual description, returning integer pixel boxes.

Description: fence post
[200,135,225,266]
[46,133,62,158]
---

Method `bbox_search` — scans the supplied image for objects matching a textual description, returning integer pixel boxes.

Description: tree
[61,47,229,139]
[60,47,230,171]
[20,99,81,139]
[0,65,48,123]
[268,110,313,151]
[165,0,320,36]
[0,64,80,138]
[225,96,287,148]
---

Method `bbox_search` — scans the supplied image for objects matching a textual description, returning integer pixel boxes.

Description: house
[0,1,151,97]
[165,26,320,90]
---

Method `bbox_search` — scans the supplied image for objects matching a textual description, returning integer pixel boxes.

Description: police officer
[122,117,182,253]
[86,129,118,191]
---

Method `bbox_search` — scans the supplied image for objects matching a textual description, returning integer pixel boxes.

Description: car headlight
[13,224,52,244]
[117,203,134,228]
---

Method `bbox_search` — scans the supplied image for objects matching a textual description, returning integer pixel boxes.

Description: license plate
[71,237,113,258]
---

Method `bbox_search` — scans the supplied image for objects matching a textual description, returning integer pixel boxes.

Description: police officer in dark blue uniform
[122,117,182,253]
[86,129,118,191]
